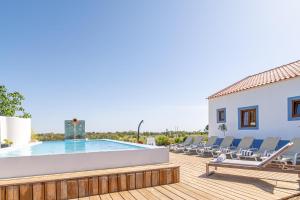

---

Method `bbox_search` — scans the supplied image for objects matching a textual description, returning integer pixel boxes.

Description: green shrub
[182,135,188,142]
[32,132,208,144]
[4,139,13,146]
[174,137,183,144]
[155,135,170,146]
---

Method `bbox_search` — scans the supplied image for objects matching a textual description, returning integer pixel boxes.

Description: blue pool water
[0,140,145,158]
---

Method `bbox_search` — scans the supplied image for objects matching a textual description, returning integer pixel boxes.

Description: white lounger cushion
[237,137,254,150]
[205,136,218,146]
[219,136,234,148]
[182,136,193,146]
[192,136,203,145]
[258,137,280,153]
[218,159,261,166]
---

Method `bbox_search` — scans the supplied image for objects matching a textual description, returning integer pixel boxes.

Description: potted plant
[218,123,227,137]
[2,139,13,148]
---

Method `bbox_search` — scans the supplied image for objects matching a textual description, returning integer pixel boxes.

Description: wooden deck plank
[89,177,99,196]
[78,178,89,198]
[153,186,185,200]
[128,190,148,200]
[20,184,32,200]
[0,187,5,200]
[170,183,224,200]
[100,193,113,200]
[135,173,144,189]
[162,184,202,200]
[118,191,136,200]
[32,183,44,200]
[44,182,56,200]
[6,186,19,200]
[78,197,89,200]
[137,189,160,200]
[67,179,79,199]
[108,175,118,193]
[89,195,101,200]
[145,187,171,200]
[109,193,124,200]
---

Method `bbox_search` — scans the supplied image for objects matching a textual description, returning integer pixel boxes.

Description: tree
[218,123,227,137]
[0,85,31,118]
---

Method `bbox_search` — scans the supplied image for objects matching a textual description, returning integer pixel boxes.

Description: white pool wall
[0,141,169,179]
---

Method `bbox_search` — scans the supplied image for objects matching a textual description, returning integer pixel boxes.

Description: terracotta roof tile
[208,60,300,99]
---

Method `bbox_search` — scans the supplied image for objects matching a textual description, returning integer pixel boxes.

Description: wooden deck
[0,164,179,200]
[89,153,300,200]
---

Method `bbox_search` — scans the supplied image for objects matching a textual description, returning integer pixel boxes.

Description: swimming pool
[0,139,169,179]
[0,139,145,158]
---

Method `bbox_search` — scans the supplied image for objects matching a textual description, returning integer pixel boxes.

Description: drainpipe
[137,120,144,143]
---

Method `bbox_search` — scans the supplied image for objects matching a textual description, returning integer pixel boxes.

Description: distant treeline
[32,131,208,145]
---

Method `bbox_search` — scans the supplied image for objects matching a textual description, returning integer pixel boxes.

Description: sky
[1,0,300,133]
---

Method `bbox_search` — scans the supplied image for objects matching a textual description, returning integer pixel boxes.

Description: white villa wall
[0,116,31,146]
[209,76,300,139]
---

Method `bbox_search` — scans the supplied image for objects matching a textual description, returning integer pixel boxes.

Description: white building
[208,60,300,139]
[0,116,31,147]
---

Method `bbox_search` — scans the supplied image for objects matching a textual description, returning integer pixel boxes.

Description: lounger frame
[206,162,300,177]
[206,142,300,177]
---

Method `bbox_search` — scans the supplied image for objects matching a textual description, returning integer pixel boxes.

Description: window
[238,106,259,130]
[292,100,300,117]
[288,96,300,121]
[217,108,226,123]
[241,109,256,127]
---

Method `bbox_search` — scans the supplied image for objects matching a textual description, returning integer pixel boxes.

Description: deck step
[0,163,180,200]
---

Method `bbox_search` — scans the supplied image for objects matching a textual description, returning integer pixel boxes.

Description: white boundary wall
[209,76,300,139]
[0,116,31,146]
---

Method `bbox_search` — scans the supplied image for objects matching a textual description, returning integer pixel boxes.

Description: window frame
[216,108,226,123]
[238,105,259,130]
[288,96,300,121]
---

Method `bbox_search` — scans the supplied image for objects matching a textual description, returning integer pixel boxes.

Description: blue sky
[1,1,300,133]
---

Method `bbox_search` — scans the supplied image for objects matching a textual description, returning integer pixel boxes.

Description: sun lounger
[169,136,193,152]
[239,137,280,161]
[196,136,218,157]
[206,142,299,176]
[183,136,205,155]
[228,137,254,159]
[273,138,300,165]
[211,136,235,157]
[174,136,203,153]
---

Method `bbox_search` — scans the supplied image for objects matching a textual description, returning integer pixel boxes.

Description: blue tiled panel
[64,120,86,139]
[213,138,291,150]
[232,138,241,148]
[275,140,290,150]
[251,139,264,149]
[215,138,223,146]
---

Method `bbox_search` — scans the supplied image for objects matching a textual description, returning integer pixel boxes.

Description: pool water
[0,140,145,158]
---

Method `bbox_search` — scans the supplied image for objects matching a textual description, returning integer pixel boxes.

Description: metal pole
[137,120,144,143]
